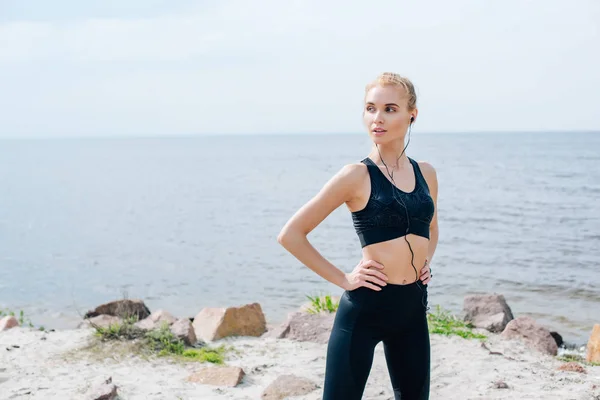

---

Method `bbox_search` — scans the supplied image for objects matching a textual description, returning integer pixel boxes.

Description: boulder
[261,375,319,399]
[170,318,197,346]
[263,311,335,344]
[187,366,245,387]
[78,315,123,330]
[463,294,514,333]
[134,309,177,331]
[586,324,600,363]
[501,316,558,355]
[193,303,266,342]
[0,316,19,332]
[84,299,150,320]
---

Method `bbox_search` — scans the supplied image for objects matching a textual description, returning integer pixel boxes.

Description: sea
[0,131,598,345]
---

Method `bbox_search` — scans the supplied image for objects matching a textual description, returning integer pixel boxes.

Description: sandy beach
[1,321,599,400]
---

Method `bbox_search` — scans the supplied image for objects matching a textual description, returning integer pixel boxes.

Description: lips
[373,128,387,136]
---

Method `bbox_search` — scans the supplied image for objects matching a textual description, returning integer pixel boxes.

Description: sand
[1,326,599,400]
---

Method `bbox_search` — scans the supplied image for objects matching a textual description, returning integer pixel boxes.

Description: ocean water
[0,132,598,345]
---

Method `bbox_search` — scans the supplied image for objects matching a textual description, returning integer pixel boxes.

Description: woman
[277,72,438,399]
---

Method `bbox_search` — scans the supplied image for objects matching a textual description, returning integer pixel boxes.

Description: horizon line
[0,129,598,141]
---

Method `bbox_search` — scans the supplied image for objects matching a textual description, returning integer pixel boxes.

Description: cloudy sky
[0,0,598,138]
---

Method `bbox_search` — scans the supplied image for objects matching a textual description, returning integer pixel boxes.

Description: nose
[374,110,384,124]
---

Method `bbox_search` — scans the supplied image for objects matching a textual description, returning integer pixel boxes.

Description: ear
[410,109,419,124]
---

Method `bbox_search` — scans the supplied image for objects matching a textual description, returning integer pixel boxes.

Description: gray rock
[78,315,123,330]
[263,311,335,344]
[187,366,245,387]
[501,316,558,356]
[170,318,197,345]
[261,374,319,399]
[463,294,514,333]
[134,309,177,331]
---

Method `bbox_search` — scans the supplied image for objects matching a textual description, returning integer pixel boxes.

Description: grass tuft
[94,316,145,341]
[427,305,487,340]
[557,354,584,363]
[305,294,339,314]
[92,318,230,364]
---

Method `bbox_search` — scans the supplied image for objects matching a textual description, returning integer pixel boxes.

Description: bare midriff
[361,234,429,285]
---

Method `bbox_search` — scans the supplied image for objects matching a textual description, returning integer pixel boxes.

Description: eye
[386,106,396,113]
[366,105,375,112]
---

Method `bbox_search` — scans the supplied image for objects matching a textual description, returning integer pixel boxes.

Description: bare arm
[278,164,386,291]
[419,161,439,263]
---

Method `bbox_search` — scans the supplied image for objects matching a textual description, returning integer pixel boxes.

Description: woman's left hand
[419,259,432,285]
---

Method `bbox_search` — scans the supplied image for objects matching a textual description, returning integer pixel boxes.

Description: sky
[0,0,599,138]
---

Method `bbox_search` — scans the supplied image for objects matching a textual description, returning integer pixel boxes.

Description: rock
[558,362,587,374]
[501,316,558,355]
[87,376,118,400]
[78,315,123,330]
[171,318,197,345]
[261,374,319,399]
[587,324,600,363]
[0,316,19,332]
[193,303,266,342]
[550,331,563,348]
[263,311,335,344]
[492,380,509,389]
[84,299,151,320]
[463,294,514,333]
[186,366,245,387]
[134,309,177,331]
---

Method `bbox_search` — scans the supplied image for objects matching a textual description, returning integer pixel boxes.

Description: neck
[370,138,410,169]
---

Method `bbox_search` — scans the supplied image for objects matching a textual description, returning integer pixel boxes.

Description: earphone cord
[375,124,430,312]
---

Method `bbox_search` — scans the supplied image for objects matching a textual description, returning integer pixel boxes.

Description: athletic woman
[278,72,438,399]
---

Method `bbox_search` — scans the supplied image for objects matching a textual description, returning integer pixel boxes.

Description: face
[363,85,416,144]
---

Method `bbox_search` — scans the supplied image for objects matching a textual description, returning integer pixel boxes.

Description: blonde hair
[365,72,417,111]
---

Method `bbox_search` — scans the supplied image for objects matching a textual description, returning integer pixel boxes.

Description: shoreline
[1,294,599,399]
[3,297,594,349]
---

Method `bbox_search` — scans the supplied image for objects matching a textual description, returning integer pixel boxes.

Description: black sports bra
[351,157,435,248]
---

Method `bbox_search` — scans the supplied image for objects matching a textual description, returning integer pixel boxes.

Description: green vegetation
[92,318,230,364]
[93,316,144,340]
[0,307,45,331]
[303,293,485,341]
[427,305,487,340]
[557,354,600,367]
[305,294,339,314]
[557,354,584,363]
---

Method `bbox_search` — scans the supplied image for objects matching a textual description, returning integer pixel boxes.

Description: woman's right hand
[342,259,388,291]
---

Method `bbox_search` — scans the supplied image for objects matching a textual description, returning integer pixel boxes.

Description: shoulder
[416,160,438,186]
[314,162,368,204]
[416,160,437,177]
[332,162,369,187]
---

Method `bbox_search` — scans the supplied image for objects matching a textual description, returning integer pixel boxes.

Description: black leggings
[323,281,430,400]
